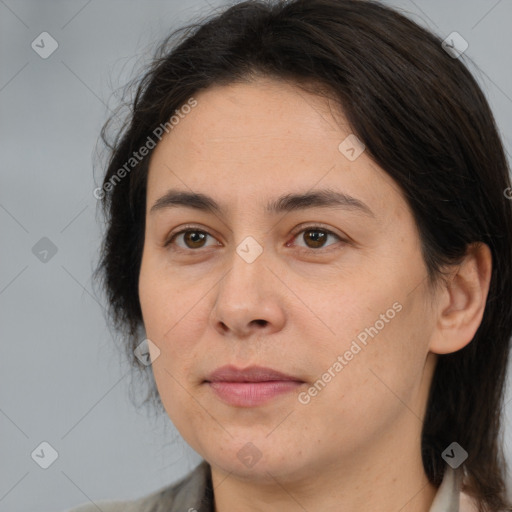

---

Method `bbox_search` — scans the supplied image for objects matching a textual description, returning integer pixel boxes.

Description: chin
[208,447,312,482]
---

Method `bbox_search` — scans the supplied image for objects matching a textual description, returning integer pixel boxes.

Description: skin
[138,76,492,512]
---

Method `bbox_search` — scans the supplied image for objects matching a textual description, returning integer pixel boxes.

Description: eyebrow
[149,188,375,218]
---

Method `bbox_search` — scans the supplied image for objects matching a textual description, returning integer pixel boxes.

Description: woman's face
[138,77,439,482]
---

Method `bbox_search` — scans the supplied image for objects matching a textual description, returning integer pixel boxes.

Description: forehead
[146,78,406,221]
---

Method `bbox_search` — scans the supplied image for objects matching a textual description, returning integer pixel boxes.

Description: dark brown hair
[93,1,512,509]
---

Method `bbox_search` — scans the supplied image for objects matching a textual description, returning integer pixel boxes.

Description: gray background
[1,1,511,511]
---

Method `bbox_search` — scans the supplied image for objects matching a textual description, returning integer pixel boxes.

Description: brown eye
[166,229,218,250]
[292,227,341,250]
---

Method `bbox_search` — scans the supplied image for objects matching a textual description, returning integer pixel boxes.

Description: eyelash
[164,224,347,254]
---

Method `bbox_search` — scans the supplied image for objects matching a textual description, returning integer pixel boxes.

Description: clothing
[64,460,479,512]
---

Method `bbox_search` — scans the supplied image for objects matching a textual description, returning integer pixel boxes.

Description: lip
[204,365,304,407]
[205,364,302,383]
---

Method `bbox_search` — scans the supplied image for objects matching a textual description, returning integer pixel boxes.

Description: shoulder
[64,500,131,512]
[63,460,212,512]
[63,487,170,512]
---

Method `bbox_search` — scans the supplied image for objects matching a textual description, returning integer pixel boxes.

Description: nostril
[252,319,267,327]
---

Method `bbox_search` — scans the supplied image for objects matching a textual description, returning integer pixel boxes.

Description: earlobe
[428,242,492,355]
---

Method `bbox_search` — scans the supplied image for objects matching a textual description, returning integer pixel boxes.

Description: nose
[210,244,286,339]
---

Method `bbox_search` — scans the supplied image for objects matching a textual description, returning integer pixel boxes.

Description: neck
[210,414,438,512]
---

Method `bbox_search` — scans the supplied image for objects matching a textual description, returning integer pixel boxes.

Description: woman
[72,0,512,510]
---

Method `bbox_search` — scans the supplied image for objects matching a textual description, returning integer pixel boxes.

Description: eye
[288,225,345,251]
[165,226,220,251]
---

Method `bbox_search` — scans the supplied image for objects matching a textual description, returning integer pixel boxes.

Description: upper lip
[205,365,303,383]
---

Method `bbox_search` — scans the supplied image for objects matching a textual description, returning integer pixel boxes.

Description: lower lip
[206,381,303,407]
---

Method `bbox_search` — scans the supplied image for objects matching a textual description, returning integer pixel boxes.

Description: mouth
[204,365,305,407]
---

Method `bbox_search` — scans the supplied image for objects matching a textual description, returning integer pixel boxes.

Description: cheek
[339,293,432,416]
[139,257,207,370]
[314,266,430,393]
[302,308,430,447]
[138,251,187,339]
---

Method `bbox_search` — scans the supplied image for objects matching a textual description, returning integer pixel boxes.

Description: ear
[428,242,492,355]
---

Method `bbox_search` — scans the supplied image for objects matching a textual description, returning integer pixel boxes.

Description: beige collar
[428,465,479,512]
